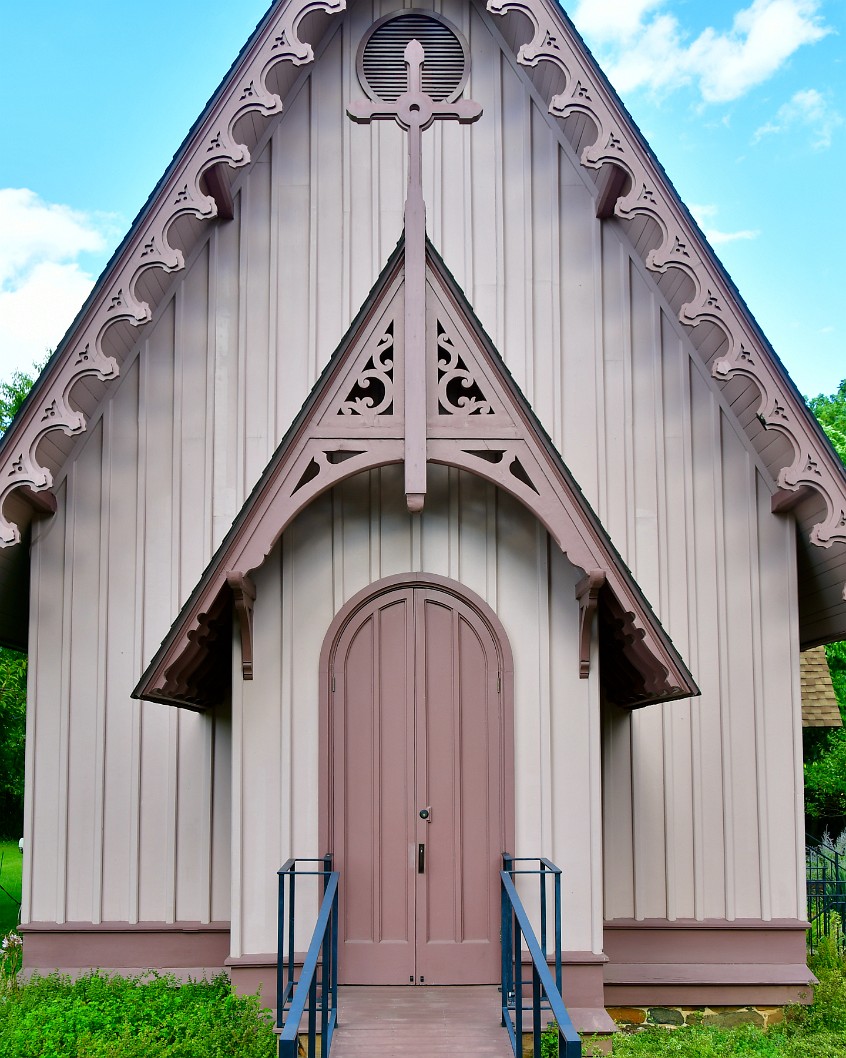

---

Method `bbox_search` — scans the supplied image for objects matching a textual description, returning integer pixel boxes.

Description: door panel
[331,583,506,985]
[335,592,416,983]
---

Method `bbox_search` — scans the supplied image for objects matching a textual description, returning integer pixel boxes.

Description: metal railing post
[499,859,581,1058]
[277,859,340,1058]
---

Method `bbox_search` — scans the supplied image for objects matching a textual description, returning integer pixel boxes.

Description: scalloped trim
[487,0,846,571]
[0,0,346,546]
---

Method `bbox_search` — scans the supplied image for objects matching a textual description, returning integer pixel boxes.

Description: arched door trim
[317,572,515,867]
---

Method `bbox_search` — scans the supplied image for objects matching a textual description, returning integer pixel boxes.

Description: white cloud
[569,0,666,43]
[571,0,831,103]
[753,88,843,148]
[689,203,760,245]
[0,189,117,379]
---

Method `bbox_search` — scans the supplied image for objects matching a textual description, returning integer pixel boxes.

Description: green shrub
[0,971,277,1058]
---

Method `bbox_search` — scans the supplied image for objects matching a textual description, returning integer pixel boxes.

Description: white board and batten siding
[23,0,804,953]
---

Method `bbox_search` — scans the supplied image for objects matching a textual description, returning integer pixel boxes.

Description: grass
[584,950,846,1057]
[0,840,22,934]
[0,971,277,1057]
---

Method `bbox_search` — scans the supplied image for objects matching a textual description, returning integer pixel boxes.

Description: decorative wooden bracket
[20,486,58,516]
[347,28,481,512]
[486,0,846,587]
[202,163,235,221]
[0,0,348,547]
[771,485,813,515]
[135,241,698,710]
[227,572,256,680]
[595,163,628,220]
[576,571,605,678]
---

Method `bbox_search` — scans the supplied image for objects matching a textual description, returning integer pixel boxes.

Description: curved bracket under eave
[0,0,348,548]
[486,0,846,583]
[133,242,697,712]
[227,572,256,680]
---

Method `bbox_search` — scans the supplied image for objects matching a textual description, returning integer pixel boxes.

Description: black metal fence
[807,836,846,953]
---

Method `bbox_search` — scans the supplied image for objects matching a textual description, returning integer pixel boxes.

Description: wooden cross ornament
[348,39,482,511]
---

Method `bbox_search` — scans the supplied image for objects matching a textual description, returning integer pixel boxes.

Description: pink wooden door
[331,583,506,985]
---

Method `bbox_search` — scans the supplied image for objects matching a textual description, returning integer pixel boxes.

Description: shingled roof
[801,646,842,728]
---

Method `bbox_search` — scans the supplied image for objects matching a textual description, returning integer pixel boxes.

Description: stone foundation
[608,1004,786,1031]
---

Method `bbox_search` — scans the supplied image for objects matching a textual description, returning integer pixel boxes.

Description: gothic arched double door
[322,575,514,985]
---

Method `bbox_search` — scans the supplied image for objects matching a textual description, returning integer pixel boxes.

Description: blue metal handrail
[501,855,581,1058]
[277,856,339,1058]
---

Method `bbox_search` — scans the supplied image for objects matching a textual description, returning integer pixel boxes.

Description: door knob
[419,807,431,821]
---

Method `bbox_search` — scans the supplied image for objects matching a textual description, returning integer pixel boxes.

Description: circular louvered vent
[356,11,470,102]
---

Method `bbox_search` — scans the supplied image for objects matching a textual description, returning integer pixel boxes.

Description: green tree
[0,365,40,435]
[804,378,846,826]
[809,377,846,465]
[0,362,41,838]
[0,648,26,839]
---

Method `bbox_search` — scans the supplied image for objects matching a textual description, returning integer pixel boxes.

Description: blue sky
[0,0,842,398]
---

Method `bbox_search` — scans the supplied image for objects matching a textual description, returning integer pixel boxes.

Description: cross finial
[348,40,482,511]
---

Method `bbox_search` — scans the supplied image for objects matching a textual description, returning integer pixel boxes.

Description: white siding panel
[238,470,601,956]
[101,366,141,923]
[65,420,104,922]
[27,484,67,922]
[24,0,802,948]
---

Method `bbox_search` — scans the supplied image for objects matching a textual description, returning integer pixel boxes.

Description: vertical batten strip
[592,183,608,522]
[130,343,149,924]
[678,352,705,920]
[749,465,771,919]
[536,530,553,854]
[21,514,41,924]
[550,143,563,453]
[307,78,320,386]
[713,411,736,920]
[165,297,183,925]
[92,407,113,923]
[493,32,505,349]
[57,463,75,924]
[202,717,214,924]
[204,230,217,558]
[370,472,382,581]
[268,136,280,453]
[281,532,294,887]
[235,178,250,510]
[449,468,460,581]
[522,89,534,404]
[230,623,245,959]
[486,483,497,611]
[785,498,806,921]
[649,297,676,921]
[586,583,604,954]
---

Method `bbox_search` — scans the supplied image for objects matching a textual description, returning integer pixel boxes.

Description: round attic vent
[356,11,470,103]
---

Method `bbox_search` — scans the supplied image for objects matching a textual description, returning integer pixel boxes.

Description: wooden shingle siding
[800,646,841,727]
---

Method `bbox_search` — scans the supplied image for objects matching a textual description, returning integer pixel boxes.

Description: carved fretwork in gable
[331,323,397,424]
[135,240,698,712]
[0,0,348,547]
[486,0,846,589]
[435,323,495,417]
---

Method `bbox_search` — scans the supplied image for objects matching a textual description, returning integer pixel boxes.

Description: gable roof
[0,0,844,650]
[133,237,698,710]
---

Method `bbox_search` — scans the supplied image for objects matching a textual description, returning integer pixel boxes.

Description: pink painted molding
[603,918,813,1006]
[0,0,346,547]
[134,239,698,710]
[21,921,230,971]
[486,0,846,583]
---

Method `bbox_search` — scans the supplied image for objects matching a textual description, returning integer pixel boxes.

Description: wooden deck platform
[330,986,515,1057]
